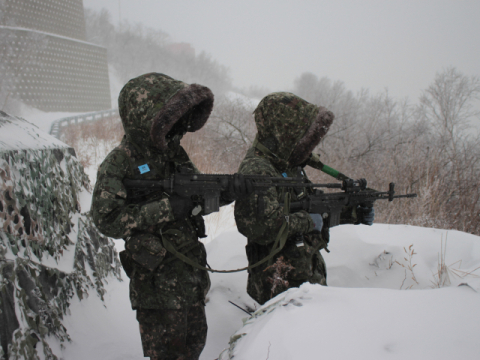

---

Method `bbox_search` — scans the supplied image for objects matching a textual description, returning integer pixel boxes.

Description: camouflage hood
[118,73,214,152]
[253,92,334,168]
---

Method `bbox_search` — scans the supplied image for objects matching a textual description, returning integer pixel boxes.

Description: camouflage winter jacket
[91,73,214,310]
[234,92,335,304]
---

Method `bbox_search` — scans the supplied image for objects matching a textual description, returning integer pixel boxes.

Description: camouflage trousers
[246,246,328,305]
[136,302,207,360]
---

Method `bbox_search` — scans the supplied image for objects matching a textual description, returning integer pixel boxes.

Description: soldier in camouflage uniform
[91,73,226,360]
[234,92,374,305]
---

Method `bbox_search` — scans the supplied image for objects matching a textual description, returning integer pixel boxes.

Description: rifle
[123,168,345,215]
[286,178,417,228]
[123,167,416,218]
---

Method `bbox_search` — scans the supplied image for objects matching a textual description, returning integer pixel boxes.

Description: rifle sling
[160,192,292,273]
[252,135,290,170]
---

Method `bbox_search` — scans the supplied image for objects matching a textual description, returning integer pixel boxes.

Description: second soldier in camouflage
[234,92,335,305]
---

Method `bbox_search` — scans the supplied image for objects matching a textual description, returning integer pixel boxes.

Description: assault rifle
[287,178,417,228]
[123,169,343,215]
[123,169,416,220]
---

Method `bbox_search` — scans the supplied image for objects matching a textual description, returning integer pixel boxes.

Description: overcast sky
[83,0,480,101]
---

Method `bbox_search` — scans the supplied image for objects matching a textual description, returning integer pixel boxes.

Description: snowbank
[220,283,479,360]
[49,222,480,360]
[209,224,480,360]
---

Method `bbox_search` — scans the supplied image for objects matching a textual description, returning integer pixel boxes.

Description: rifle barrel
[251,182,342,189]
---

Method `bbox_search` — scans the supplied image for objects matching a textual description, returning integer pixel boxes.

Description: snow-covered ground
[217,225,480,360]
[52,216,480,360]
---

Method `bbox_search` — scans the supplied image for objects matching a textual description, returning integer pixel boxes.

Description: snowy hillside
[220,282,479,360]
[52,217,480,360]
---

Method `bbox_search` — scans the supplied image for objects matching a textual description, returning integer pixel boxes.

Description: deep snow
[53,220,480,360]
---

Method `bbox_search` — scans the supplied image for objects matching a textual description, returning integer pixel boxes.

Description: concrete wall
[0,0,111,112]
[1,0,86,40]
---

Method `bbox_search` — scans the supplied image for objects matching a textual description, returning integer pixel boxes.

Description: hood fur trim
[288,107,334,167]
[151,84,214,151]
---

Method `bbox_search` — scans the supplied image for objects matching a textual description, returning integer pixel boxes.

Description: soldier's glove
[222,173,254,202]
[308,213,324,233]
[169,196,195,219]
[357,205,375,226]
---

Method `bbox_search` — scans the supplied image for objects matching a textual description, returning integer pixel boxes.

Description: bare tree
[419,67,480,141]
[416,67,480,233]
[293,68,480,234]
[199,95,256,173]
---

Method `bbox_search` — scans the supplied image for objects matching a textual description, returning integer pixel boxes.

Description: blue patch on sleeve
[138,164,150,174]
[282,172,288,178]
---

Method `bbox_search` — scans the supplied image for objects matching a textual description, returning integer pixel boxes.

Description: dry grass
[60,114,124,169]
[431,233,480,288]
[395,244,419,289]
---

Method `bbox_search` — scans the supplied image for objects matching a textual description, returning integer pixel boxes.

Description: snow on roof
[0,111,69,151]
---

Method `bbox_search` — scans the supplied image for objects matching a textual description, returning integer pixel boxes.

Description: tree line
[190,68,480,235]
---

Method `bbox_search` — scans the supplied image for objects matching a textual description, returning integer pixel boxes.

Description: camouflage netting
[0,111,122,360]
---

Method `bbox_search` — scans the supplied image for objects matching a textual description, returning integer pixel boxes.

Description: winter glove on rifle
[357,205,375,226]
[309,213,324,233]
[221,173,254,202]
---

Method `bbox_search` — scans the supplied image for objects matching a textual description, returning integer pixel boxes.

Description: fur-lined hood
[118,73,214,152]
[253,92,334,168]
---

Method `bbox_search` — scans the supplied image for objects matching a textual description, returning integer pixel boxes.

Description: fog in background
[83,0,480,101]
